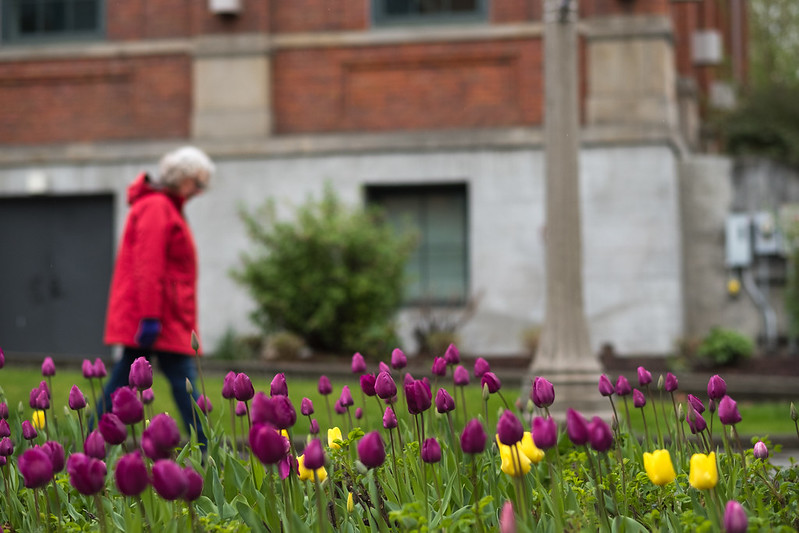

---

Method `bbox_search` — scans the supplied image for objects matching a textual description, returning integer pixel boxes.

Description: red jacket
[104,173,202,355]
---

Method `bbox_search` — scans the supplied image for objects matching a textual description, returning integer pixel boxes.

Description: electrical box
[725,214,751,267]
[692,30,723,65]
[752,212,782,256]
[209,0,241,14]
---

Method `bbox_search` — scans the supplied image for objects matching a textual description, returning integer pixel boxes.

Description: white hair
[156,146,215,189]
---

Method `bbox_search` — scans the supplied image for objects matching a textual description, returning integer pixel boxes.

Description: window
[373,0,486,26]
[367,184,469,304]
[1,0,103,44]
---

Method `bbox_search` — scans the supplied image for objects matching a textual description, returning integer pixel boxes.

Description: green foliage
[783,215,799,338]
[232,186,415,356]
[211,327,260,360]
[696,326,755,367]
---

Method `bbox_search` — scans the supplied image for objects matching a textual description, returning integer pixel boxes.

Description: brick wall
[0,56,190,145]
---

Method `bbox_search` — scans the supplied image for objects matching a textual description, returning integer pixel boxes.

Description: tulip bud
[152,459,188,500]
[111,387,144,425]
[689,452,718,490]
[270,373,289,397]
[115,451,149,496]
[197,395,213,414]
[791,402,798,422]
[309,419,320,435]
[724,501,748,533]
[664,372,678,392]
[686,404,707,434]
[687,394,705,414]
[82,359,96,379]
[41,441,65,473]
[233,373,254,402]
[183,466,203,502]
[532,377,555,408]
[303,438,326,470]
[500,501,516,533]
[532,416,557,450]
[633,389,646,408]
[360,374,377,397]
[444,343,460,365]
[718,396,742,425]
[98,413,128,445]
[141,388,155,405]
[566,408,589,446]
[382,407,397,429]
[0,402,7,420]
[0,437,13,457]
[453,365,470,387]
[129,357,153,391]
[460,419,487,454]
[93,358,107,378]
[347,492,354,513]
[18,448,53,488]
[351,353,367,374]
[84,430,107,460]
[67,453,106,495]
[435,388,455,414]
[707,374,727,401]
[41,357,56,377]
[250,423,290,465]
[431,357,447,377]
[391,348,407,370]
[191,331,200,352]
[421,438,442,464]
[301,398,314,417]
[235,401,247,417]
[357,431,386,469]
[473,357,491,378]
[221,371,236,400]
[141,413,180,460]
[22,420,38,440]
[270,395,297,429]
[0,420,10,439]
[375,371,397,400]
[615,375,631,396]
[656,374,664,391]
[598,374,614,397]
[497,409,524,446]
[327,427,343,449]
[482,384,490,401]
[339,386,354,407]
[481,372,501,394]
[753,440,768,459]
[379,361,391,375]
[588,416,613,452]
[185,378,193,394]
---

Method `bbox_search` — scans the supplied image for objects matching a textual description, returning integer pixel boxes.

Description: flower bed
[0,346,798,532]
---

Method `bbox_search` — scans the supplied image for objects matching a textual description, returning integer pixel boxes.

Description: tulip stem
[639,408,651,449]
[359,390,369,427]
[669,392,683,459]
[2,466,12,525]
[77,410,86,448]
[49,477,63,533]
[136,495,152,531]
[324,396,332,429]
[193,347,209,429]
[228,399,237,457]
[388,428,402,503]
[313,470,326,533]
[607,396,620,442]
[470,457,484,533]
[94,494,108,533]
[622,397,632,433]
[129,423,138,449]
[646,385,663,448]
[511,446,528,523]
[389,406,403,449]
[731,425,746,470]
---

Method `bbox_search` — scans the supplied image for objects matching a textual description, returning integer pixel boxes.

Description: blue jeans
[96,347,206,448]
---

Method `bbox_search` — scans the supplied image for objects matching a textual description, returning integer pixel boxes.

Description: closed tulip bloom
[0,402,7,420]
[351,353,367,374]
[98,413,127,445]
[317,375,332,396]
[382,408,397,430]
[18,448,53,488]
[707,374,727,401]
[566,408,590,446]
[115,451,149,496]
[152,459,188,501]
[82,359,95,379]
[637,366,652,386]
[615,375,632,396]
[301,397,314,416]
[309,419,320,435]
[718,395,742,425]
[129,356,153,390]
[421,438,442,464]
[532,377,555,408]
[41,356,56,377]
[250,392,274,425]
[270,373,288,397]
[303,438,325,470]
[35,389,50,411]
[41,441,65,473]
[197,395,213,414]
[22,420,38,440]
[375,371,397,400]
[435,388,455,414]
[357,431,385,469]
[597,374,614,397]
[379,361,391,375]
[339,385,354,407]
[221,371,236,399]
[183,466,204,502]
[142,413,180,460]
[269,395,296,429]
[0,437,13,456]
[453,365,470,386]
[250,423,289,465]
[334,399,346,415]
[0,347,3,368]
[643,449,676,485]
[532,416,558,450]
[0,420,9,438]
[235,401,247,417]
[633,389,646,408]
[431,357,447,377]
[141,388,155,405]
[724,501,748,533]
[327,427,343,449]
[500,501,516,533]
[444,343,460,365]
[297,453,328,482]
[685,394,704,415]
[67,453,106,495]
[461,419,487,454]
[689,452,718,489]
[406,380,432,415]
[588,416,613,452]
[664,372,679,392]
[391,348,407,370]
[65,385,86,411]
[481,372,501,393]
[353,407,362,420]
[499,441,531,477]
[112,387,144,425]
[753,440,768,459]
[84,430,106,460]
[686,405,708,434]
[473,357,491,378]
[93,358,107,378]
[497,409,524,446]
[233,373,254,402]
[360,374,377,397]
[32,410,45,431]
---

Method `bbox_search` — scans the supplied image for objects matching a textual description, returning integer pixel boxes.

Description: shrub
[261,331,307,361]
[232,186,415,357]
[212,327,261,360]
[696,327,755,368]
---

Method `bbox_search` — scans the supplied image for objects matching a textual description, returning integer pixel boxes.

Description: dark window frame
[1,0,105,44]
[372,0,488,26]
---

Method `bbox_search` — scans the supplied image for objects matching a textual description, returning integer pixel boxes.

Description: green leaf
[235,500,269,533]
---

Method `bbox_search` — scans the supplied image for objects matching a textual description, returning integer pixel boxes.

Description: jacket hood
[127,172,185,210]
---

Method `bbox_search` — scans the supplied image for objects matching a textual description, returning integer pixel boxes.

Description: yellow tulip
[519,432,544,464]
[689,452,718,490]
[328,427,342,449]
[347,492,354,513]
[643,449,676,486]
[31,410,45,431]
[281,429,290,440]
[499,442,531,477]
[297,454,327,482]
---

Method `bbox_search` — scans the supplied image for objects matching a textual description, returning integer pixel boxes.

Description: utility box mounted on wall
[725,214,752,267]
[692,30,723,65]
[209,0,241,14]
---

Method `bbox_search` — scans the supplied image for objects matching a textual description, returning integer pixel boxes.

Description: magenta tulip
[718,395,742,425]
[707,374,727,401]
[633,389,646,408]
[383,407,398,429]
[111,386,144,425]
[129,356,153,390]
[360,374,377,397]
[753,441,768,459]
[250,423,289,465]
[22,420,37,440]
[84,430,106,460]
[598,374,614,397]
[301,397,314,416]
[481,372,501,394]
[98,413,127,445]
[357,431,386,469]
[431,357,447,377]
[532,416,557,449]
[233,373,254,402]
[532,377,555,408]
[421,438,442,464]
[303,438,326,470]
[453,365,470,386]
[664,372,679,392]
[444,343,460,365]
[724,501,748,533]
[41,356,55,377]
[93,358,107,378]
[473,357,491,378]
[317,375,332,396]
[351,352,367,374]
[637,366,652,386]
[222,371,236,399]
[615,375,631,396]
[435,388,455,414]
[41,441,65,473]
[68,385,87,411]
[460,419,487,454]
[270,373,288,397]
[152,459,187,501]
[18,448,52,488]
[566,408,589,446]
[391,348,407,370]
[588,416,613,452]
[183,466,204,501]
[82,359,95,379]
[115,451,149,496]
[375,371,397,400]
[67,453,106,495]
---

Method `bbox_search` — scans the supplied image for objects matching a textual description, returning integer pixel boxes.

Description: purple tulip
[35,389,50,410]
[588,416,613,452]
[309,419,320,434]
[334,399,346,415]
[278,454,296,480]
[598,374,614,397]
[93,358,107,378]
[633,389,646,408]
[250,423,289,465]
[197,395,213,414]
[497,410,524,446]
[235,401,247,417]
[183,466,204,502]
[379,361,391,375]
[69,385,87,411]
[375,371,397,400]
[357,431,386,468]
[532,416,557,449]
[664,372,678,392]
[339,386,354,407]
[318,375,332,396]
[84,430,106,460]
[453,365,470,386]
[18,448,53,488]
[270,395,297,429]
[67,453,106,495]
[141,414,180,460]
[406,379,432,415]
[41,356,56,377]
[98,413,128,445]
[460,419,487,454]
[0,402,7,419]
[41,441,65,473]
[0,347,4,368]
[151,459,188,501]
[355,407,363,420]
[0,420,10,438]
[270,373,288,397]
[532,377,555,408]
[707,375,727,401]
[129,356,153,391]
[686,405,707,434]
[421,438,442,464]
[718,395,742,425]
[753,441,768,459]
[473,357,491,378]
[615,375,631,396]
[111,387,144,425]
[233,373,255,402]
[481,372,501,394]
[303,438,326,470]
[566,408,590,446]
[435,388,455,414]
[637,366,652,387]
[222,371,236,399]
[115,451,149,496]
[724,501,748,533]
[403,372,414,388]
[0,437,13,456]
[360,374,377,397]
[22,420,38,440]
[383,407,398,429]
[709,398,717,414]
[351,352,367,374]
[141,388,155,405]
[82,359,95,379]
[391,348,407,370]
[431,357,447,377]
[687,394,705,414]
[301,398,314,417]
[444,343,460,365]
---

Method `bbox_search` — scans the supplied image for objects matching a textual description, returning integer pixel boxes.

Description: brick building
[0,0,747,359]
